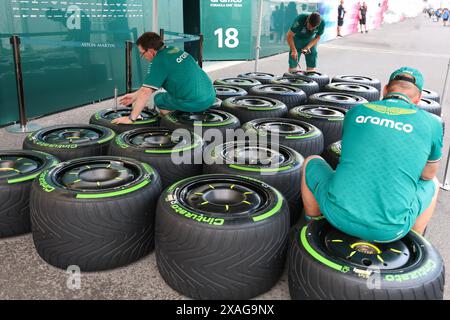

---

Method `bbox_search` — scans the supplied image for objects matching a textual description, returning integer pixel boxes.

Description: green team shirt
[328,94,443,231]
[143,46,215,110]
[290,13,325,44]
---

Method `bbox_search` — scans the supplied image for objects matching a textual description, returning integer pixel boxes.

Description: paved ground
[0,15,449,300]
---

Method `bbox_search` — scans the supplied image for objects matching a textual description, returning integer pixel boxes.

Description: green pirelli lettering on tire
[229,164,293,173]
[384,260,436,282]
[95,113,101,120]
[8,172,41,184]
[76,180,150,199]
[115,136,129,149]
[252,189,283,222]
[300,226,349,273]
[285,132,320,139]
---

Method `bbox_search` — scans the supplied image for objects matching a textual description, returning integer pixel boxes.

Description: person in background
[359,2,368,33]
[442,8,449,27]
[337,0,346,37]
[113,32,215,125]
[286,12,325,72]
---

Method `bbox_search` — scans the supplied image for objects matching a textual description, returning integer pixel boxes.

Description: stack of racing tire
[0,69,444,301]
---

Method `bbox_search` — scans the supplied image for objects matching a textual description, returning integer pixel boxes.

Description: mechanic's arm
[130,87,154,119]
[421,161,440,181]
[112,87,154,124]
[286,30,298,60]
[304,35,321,52]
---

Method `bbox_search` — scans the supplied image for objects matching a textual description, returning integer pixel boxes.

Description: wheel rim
[216,86,240,94]
[331,83,371,92]
[42,127,102,144]
[255,120,308,135]
[324,230,412,270]
[222,144,285,166]
[300,106,346,117]
[222,78,256,85]
[57,159,139,191]
[340,76,373,82]
[318,93,361,103]
[260,85,295,93]
[236,97,275,108]
[176,111,227,123]
[242,72,274,79]
[278,78,311,85]
[178,178,270,216]
[308,222,422,271]
[100,108,158,121]
[0,155,42,179]
[127,128,182,149]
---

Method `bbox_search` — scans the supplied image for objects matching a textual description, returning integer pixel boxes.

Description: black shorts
[338,18,344,27]
[360,17,366,24]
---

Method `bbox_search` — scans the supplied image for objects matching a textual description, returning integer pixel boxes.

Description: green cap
[389,67,424,91]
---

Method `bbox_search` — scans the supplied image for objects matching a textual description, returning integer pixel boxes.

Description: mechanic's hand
[111,116,133,125]
[302,47,311,55]
[291,49,298,62]
[119,94,136,106]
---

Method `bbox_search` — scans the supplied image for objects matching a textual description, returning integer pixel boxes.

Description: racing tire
[418,98,441,116]
[211,98,222,110]
[0,151,59,238]
[309,92,368,110]
[289,219,445,300]
[237,72,278,84]
[109,128,204,189]
[242,118,324,157]
[89,108,160,134]
[214,77,262,91]
[221,96,288,124]
[284,71,330,90]
[155,174,290,300]
[324,82,380,102]
[422,89,440,103]
[323,141,341,170]
[249,84,307,110]
[30,156,162,271]
[331,75,382,92]
[269,77,320,97]
[203,141,304,225]
[23,124,115,162]
[289,105,347,148]
[214,85,248,101]
[160,110,241,141]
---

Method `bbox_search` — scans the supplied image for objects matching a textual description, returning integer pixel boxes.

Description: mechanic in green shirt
[286,12,325,72]
[113,32,216,125]
[301,67,443,242]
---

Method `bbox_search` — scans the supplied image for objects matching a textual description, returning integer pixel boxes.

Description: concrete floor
[0,15,449,300]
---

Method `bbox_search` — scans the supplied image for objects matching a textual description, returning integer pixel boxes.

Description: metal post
[152,0,158,32]
[125,40,133,98]
[198,34,204,68]
[254,0,264,72]
[6,35,41,133]
[160,28,165,41]
[440,58,450,191]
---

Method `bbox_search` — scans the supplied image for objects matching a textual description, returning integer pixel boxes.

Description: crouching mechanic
[301,67,443,242]
[286,12,325,72]
[113,32,216,125]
